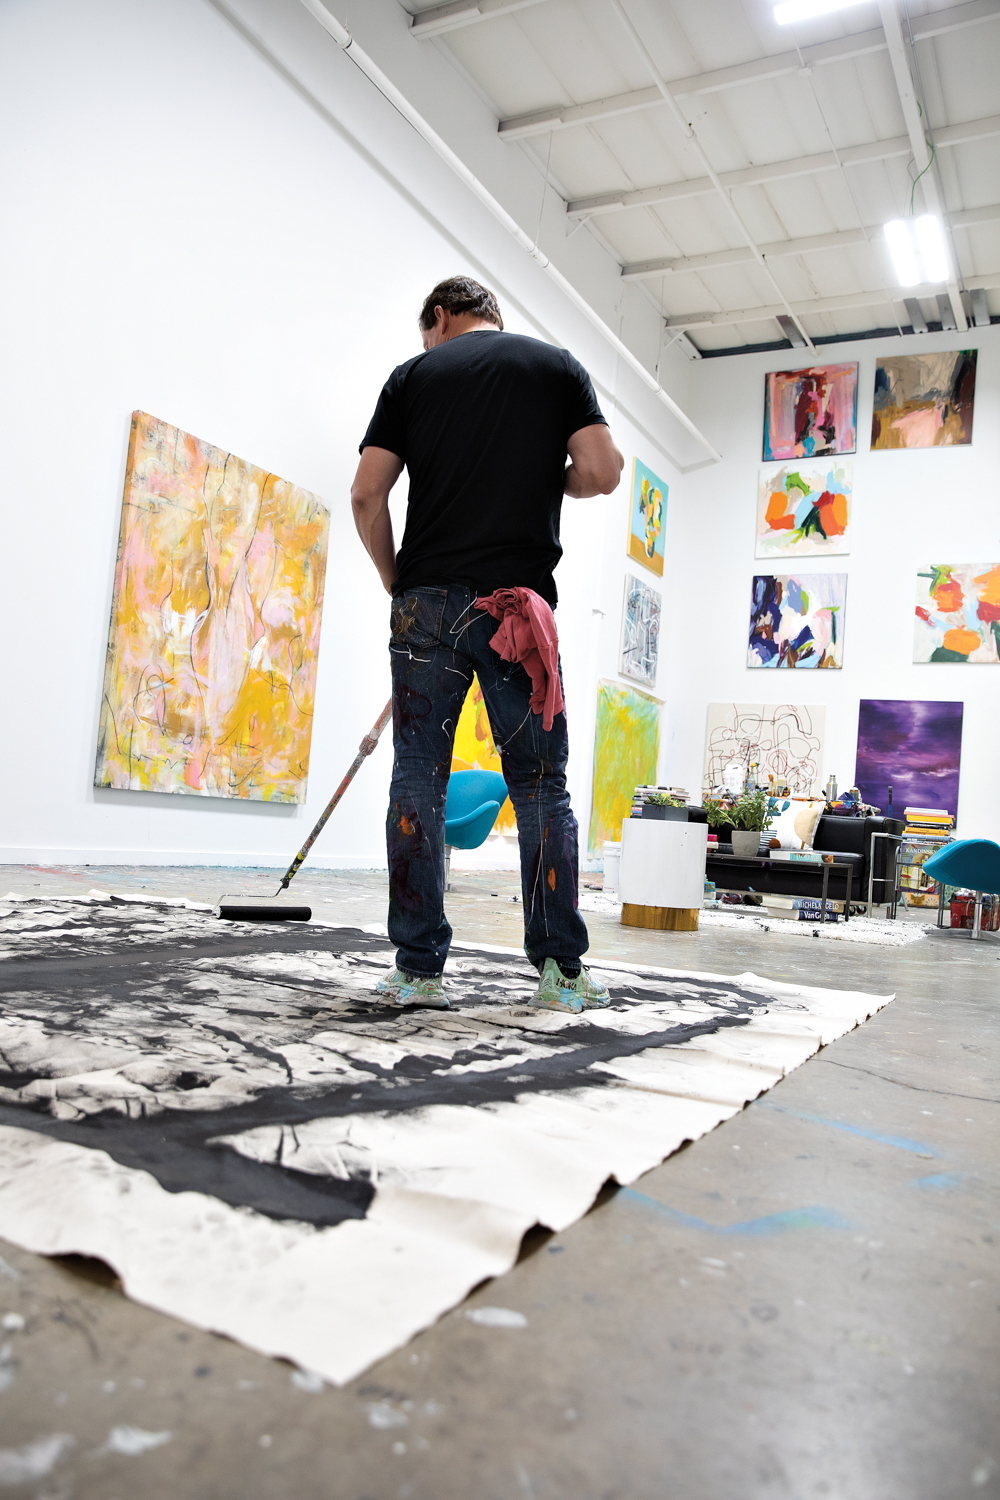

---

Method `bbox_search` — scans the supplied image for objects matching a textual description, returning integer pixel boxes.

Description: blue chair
[444,769,509,888]
[923,839,1000,939]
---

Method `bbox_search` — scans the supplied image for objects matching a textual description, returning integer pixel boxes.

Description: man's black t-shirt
[359,330,606,606]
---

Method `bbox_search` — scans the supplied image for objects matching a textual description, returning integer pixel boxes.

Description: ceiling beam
[877,0,966,330]
[408,0,547,38]
[620,202,1000,279]
[565,114,1000,218]
[607,0,814,347]
[661,272,1000,331]
[497,0,1000,139]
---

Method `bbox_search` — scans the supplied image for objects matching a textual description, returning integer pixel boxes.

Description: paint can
[603,841,622,894]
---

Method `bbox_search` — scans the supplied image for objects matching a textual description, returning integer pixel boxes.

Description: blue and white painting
[748,573,847,670]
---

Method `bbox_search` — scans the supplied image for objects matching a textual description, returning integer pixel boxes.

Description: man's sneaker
[574,965,611,1008]
[530,957,595,1013]
[375,967,449,1008]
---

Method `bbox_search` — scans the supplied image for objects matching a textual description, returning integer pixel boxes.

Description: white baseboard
[0,848,388,871]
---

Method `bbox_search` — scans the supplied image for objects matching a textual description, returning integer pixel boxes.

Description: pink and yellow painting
[914,563,1000,663]
[872,351,977,449]
[95,411,329,802]
[763,363,858,461]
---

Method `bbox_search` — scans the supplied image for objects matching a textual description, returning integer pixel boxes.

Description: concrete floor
[0,864,997,1500]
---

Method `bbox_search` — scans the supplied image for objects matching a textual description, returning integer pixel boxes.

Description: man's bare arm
[351,446,404,594]
[564,424,624,498]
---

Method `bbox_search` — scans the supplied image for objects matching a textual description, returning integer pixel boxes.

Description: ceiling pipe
[877,0,968,331]
[608,0,816,351]
[296,0,722,466]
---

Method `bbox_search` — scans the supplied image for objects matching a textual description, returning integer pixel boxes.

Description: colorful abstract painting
[748,574,847,670]
[756,459,852,559]
[588,680,661,853]
[627,458,667,577]
[619,574,661,687]
[452,676,516,832]
[914,564,1000,664]
[871,351,977,449]
[95,411,329,802]
[763,363,858,461]
[855,699,963,821]
[702,703,826,797]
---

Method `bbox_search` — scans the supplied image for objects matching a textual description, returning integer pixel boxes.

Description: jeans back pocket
[390,588,448,649]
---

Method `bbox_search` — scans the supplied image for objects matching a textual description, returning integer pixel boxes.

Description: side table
[619,818,708,931]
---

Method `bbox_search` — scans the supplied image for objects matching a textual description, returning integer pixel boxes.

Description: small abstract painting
[619,574,661,687]
[96,411,329,802]
[855,699,963,821]
[452,676,516,832]
[914,563,1000,663]
[703,703,826,798]
[748,574,847,669]
[756,459,852,559]
[588,680,661,854]
[627,458,667,577]
[871,350,977,449]
[763,363,858,461]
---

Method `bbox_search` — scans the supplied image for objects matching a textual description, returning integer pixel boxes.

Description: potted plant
[643,791,688,822]
[703,798,735,834]
[728,788,773,858]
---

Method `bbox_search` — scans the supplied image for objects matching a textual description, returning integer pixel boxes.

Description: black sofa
[696,812,905,910]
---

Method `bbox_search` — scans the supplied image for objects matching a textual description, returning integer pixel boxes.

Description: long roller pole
[279,699,393,890]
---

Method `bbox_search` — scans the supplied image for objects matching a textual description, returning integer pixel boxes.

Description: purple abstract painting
[854,699,964,821]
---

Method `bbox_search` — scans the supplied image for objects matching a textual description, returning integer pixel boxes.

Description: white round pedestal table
[618,818,708,932]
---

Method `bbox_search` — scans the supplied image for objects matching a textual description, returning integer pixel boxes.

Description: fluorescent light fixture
[884,219,922,285]
[884,215,950,286]
[914,214,949,282]
[774,0,867,24]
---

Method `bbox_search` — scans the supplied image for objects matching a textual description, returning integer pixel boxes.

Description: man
[352,275,623,1013]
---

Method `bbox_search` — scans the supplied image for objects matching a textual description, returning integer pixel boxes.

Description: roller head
[216,896,312,922]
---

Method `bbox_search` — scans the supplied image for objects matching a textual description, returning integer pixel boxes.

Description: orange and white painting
[756,459,852,559]
[95,411,329,802]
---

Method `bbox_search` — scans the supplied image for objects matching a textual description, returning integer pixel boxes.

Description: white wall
[661,325,1000,842]
[0,0,697,869]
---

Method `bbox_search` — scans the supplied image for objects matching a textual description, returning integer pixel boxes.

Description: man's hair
[418,276,504,332]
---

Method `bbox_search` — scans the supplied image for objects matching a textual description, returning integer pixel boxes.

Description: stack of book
[899,807,954,908]
[904,807,955,835]
[764,895,842,922]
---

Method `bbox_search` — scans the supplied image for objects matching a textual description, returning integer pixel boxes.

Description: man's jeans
[387,584,589,977]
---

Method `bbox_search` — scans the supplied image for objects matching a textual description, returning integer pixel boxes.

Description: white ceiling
[399,0,1000,353]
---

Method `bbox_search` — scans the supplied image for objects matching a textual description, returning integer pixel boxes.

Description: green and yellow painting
[588,680,661,854]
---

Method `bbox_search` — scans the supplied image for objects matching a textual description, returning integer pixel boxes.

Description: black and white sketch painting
[619,574,661,688]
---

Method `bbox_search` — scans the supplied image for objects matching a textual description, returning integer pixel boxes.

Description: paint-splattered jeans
[387,584,589,978]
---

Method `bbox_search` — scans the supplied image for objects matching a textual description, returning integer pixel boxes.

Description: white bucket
[603,840,622,894]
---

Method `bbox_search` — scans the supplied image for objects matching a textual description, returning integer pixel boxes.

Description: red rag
[473,588,565,732]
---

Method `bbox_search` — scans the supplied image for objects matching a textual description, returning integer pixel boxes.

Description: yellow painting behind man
[451,677,516,833]
[95,411,329,802]
[588,679,661,853]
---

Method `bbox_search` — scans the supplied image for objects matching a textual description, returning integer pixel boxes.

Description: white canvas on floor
[0,897,889,1385]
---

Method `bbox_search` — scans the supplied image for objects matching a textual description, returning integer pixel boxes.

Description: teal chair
[923,839,1000,939]
[445,769,509,889]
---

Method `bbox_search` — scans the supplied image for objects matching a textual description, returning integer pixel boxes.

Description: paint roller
[216,700,392,922]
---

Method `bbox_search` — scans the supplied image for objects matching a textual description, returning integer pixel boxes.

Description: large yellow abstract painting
[588,679,661,854]
[95,411,329,803]
[451,677,516,833]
